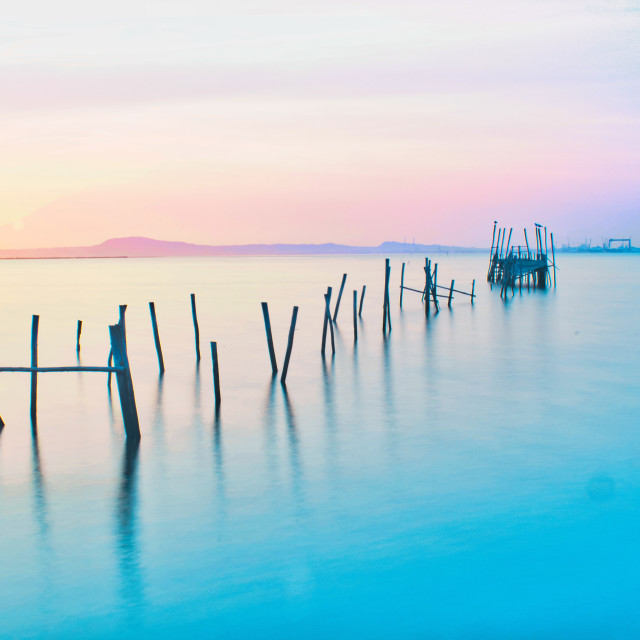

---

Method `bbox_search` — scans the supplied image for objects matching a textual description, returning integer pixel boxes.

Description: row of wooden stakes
[0,258,474,440]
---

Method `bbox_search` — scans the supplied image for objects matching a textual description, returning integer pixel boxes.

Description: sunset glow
[2,0,639,248]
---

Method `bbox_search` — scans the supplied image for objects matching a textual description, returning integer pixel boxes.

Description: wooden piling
[281,306,299,385]
[30,315,39,421]
[387,264,391,331]
[505,228,513,257]
[109,322,140,440]
[550,232,557,287]
[400,262,405,307]
[353,290,358,341]
[210,341,221,407]
[321,287,332,354]
[76,320,82,353]
[261,302,278,374]
[333,274,347,323]
[383,259,391,332]
[489,221,497,257]
[109,305,127,388]
[500,228,506,257]
[471,279,475,302]
[448,280,455,307]
[149,302,165,374]
[358,285,366,317]
[323,291,336,354]
[190,293,201,361]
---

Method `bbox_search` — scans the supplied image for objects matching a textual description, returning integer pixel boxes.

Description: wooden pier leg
[353,290,358,341]
[149,302,165,374]
[30,315,39,422]
[471,279,475,303]
[431,263,439,311]
[488,221,497,272]
[386,261,391,330]
[324,292,335,354]
[281,306,299,385]
[321,287,332,355]
[190,293,201,361]
[359,285,366,317]
[261,302,278,374]
[400,262,405,308]
[448,280,454,308]
[383,259,389,332]
[500,228,506,257]
[544,226,548,257]
[383,259,391,332]
[550,232,557,287]
[210,341,221,407]
[109,322,140,440]
[119,305,127,343]
[76,320,82,353]
[333,274,347,323]
[505,228,513,257]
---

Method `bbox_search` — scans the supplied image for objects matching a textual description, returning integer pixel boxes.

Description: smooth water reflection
[0,254,639,638]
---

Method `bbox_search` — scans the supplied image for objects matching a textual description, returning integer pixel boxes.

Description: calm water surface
[0,254,639,638]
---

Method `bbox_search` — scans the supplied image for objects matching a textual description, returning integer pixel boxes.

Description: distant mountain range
[0,237,485,259]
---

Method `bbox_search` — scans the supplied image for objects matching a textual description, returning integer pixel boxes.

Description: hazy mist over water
[0,254,639,638]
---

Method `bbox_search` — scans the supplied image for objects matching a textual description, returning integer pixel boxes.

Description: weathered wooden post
[322,290,335,355]
[281,306,299,385]
[210,341,221,408]
[108,305,127,388]
[30,315,39,421]
[353,290,358,341]
[550,232,557,287]
[190,293,201,361]
[505,228,513,257]
[524,228,530,257]
[333,274,347,323]
[321,287,331,354]
[149,302,165,374]
[383,258,391,333]
[76,320,82,353]
[423,258,431,313]
[386,261,391,329]
[109,322,140,440]
[399,262,405,308]
[261,302,278,374]
[489,221,497,258]
[471,279,475,303]
[448,279,455,307]
[359,285,366,317]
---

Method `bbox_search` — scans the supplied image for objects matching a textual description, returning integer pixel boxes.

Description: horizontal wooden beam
[0,366,123,373]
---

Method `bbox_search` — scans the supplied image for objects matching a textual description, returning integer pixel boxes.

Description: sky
[1,0,639,249]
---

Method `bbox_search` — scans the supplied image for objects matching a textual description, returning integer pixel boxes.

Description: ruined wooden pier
[487,221,556,297]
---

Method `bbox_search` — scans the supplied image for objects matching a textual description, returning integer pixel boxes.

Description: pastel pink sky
[1,0,639,248]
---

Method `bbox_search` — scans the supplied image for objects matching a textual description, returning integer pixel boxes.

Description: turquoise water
[0,254,639,638]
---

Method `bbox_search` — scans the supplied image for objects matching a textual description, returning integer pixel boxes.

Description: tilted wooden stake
[190,293,201,361]
[210,341,221,407]
[149,302,165,374]
[109,322,140,440]
[359,285,366,317]
[281,306,299,385]
[261,302,278,374]
[333,274,347,323]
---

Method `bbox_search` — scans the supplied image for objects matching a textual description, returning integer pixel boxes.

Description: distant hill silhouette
[0,236,484,259]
